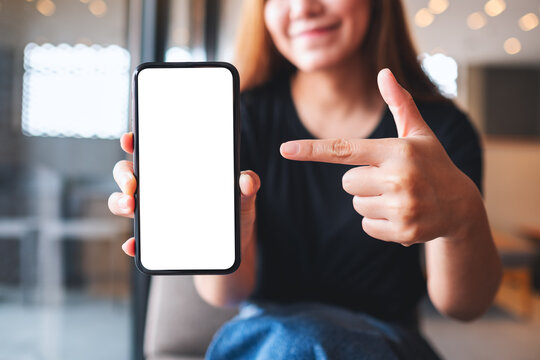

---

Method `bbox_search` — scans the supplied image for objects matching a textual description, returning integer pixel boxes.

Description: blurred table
[0,165,132,304]
[493,229,539,319]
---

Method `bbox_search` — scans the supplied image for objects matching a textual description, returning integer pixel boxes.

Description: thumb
[239,170,261,212]
[377,68,432,138]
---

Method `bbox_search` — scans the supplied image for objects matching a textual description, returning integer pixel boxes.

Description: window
[22,43,130,139]
[421,52,458,98]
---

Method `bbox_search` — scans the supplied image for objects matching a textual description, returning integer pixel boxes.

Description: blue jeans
[206,301,440,360]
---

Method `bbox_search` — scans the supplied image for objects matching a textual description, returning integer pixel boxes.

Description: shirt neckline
[283,76,389,141]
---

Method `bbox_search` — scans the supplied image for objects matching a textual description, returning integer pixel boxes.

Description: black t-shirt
[239,74,483,325]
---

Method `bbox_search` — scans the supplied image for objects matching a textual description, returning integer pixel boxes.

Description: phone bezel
[132,62,241,275]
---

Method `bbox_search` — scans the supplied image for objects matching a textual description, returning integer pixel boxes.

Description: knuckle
[386,174,403,193]
[386,197,402,218]
[387,170,416,194]
[404,92,415,106]
[400,198,420,224]
[330,138,353,158]
[307,142,316,158]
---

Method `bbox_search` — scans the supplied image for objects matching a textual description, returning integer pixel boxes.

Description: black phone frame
[132,62,241,275]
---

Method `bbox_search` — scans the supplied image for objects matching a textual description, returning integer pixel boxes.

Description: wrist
[444,175,487,244]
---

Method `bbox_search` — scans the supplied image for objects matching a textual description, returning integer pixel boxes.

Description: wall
[468,66,540,234]
[483,138,540,233]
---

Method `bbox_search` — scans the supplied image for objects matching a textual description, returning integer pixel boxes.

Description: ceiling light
[484,0,506,17]
[467,12,487,30]
[428,0,449,15]
[518,13,539,32]
[415,8,435,28]
[504,37,521,55]
[36,0,55,16]
[88,0,107,17]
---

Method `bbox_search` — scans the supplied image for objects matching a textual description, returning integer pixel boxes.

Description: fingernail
[121,240,128,252]
[281,142,299,156]
[118,195,130,210]
[239,173,254,196]
[240,173,249,185]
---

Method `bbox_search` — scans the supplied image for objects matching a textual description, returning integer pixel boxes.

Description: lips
[290,22,341,38]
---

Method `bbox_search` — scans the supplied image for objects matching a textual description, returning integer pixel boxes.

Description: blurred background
[0,0,539,359]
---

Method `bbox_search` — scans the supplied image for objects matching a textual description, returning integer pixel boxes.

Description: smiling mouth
[292,22,341,38]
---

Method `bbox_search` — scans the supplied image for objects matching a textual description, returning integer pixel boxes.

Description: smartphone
[132,62,240,275]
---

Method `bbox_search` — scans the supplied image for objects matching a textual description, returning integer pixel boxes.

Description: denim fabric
[205,301,440,360]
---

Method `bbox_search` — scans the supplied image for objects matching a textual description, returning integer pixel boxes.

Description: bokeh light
[484,0,506,17]
[415,8,435,28]
[467,12,487,30]
[88,0,107,18]
[36,0,55,16]
[503,37,522,55]
[518,13,539,32]
[428,0,449,15]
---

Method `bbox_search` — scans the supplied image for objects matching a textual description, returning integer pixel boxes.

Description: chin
[294,56,342,72]
[292,49,357,73]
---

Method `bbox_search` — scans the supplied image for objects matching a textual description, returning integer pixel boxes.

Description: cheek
[264,3,288,48]
[336,0,371,48]
[336,0,371,18]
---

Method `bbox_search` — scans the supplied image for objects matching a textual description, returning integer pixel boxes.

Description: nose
[289,0,324,19]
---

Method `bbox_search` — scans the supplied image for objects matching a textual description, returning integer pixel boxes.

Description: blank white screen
[136,66,236,271]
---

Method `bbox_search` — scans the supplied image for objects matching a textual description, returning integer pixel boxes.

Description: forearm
[425,187,502,321]
[194,227,257,309]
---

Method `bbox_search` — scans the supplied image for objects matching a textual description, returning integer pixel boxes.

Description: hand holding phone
[109,131,260,304]
[114,62,241,275]
[108,134,261,270]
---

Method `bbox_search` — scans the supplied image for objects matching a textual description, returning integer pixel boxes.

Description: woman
[109,0,502,358]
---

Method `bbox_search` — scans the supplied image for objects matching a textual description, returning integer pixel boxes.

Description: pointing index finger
[280,138,391,165]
